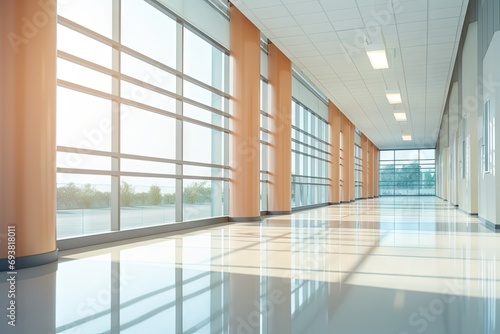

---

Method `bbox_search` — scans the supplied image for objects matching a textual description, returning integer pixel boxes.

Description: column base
[0,249,58,272]
[266,211,292,215]
[229,216,262,222]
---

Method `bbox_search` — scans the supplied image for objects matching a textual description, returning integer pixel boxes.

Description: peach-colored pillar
[267,42,292,214]
[361,134,368,199]
[374,147,379,197]
[329,101,341,204]
[347,120,356,201]
[229,5,261,221]
[367,141,373,198]
[341,114,352,202]
[0,0,58,270]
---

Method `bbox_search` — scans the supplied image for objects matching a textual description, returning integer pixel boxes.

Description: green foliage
[120,181,135,207]
[183,181,211,204]
[57,181,178,210]
[57,183,110,210]
[164,193,175,204]
[379,162,435,194]
[149,184,162,205]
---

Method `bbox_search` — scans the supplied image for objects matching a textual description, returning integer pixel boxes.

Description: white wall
[437,112,449,201]
[479,31,500,226]
[448,83,459,206]
[461,22,478,214]
[439,147,449,201]
[458,118,466,209]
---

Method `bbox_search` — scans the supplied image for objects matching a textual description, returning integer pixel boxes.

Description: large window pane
[56,174,111,238]
[57,87,112,151]
[58,0,112,38]
[58,58,112,93]
[184,28,226,91]
[184,102,224,126]
[121,159,176,175]
[121,80,176,113]
[120,177,176,230]
[57,24,112,68]
[183,180,224,221]
[291,100,329,208]
[184,80,227,112]
[379,149,436,196]
[121,0,176,68]
[57,152,110,171]
[121,106,176,159]
[121,52,176,93]
[183,122,224,164]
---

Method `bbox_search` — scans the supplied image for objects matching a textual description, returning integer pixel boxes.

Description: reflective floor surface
[1,197,499,334]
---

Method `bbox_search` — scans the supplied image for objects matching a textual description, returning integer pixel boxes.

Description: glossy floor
[1,197,499,334]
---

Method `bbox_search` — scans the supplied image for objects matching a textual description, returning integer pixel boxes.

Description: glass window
[58,0,112,38]
[121,0,176,68]
[121,106,176,159]
[395,150,418,160]
[291,100,329,208]
[184,28,226,91]
[183,122,224,164]
[58,58,112,93]
[183,80,227,112]
[121,80,177,113]
[120,176,176,230]
[379,149,436,196]
[57,24,112,68]
[57,87,112,151]
[56,0,230,241]
[121,159,176,175]
[56,174,111,239]
[121,52,176,93]
[183,102,224,126]
[183,180,224,221]
[57,152,111,171]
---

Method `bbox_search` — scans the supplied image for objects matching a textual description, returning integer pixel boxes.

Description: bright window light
[366,49,389,69]
[394,112,407,121]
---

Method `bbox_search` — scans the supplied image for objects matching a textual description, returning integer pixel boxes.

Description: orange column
[329,101,341,204]
[348,122,356,201]
[361,134,368,199]
[268,42,292,214]
[0,0,58,269]
[341,114,353,202]
[367,141,373,198]
[229,5,261,221]
[374,147,380,197]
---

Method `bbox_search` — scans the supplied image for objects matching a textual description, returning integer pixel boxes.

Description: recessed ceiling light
[394,112,407,121]
[386,92,402,104]
[402,134,412,141]
[366,49,389,69]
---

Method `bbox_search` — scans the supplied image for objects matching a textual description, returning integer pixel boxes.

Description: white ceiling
[230,0,469,149]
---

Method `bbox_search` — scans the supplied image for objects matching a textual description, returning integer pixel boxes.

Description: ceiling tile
[285,1,324,15]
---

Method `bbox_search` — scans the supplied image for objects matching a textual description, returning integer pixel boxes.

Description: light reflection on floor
[1,197,498,334]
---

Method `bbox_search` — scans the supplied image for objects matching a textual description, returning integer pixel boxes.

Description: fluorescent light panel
[386,92,402,104]
[402,134,412,141]
[394,112,407,121]
[366,49,389,69]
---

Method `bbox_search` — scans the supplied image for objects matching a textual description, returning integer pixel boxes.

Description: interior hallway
[1,197,498,334]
